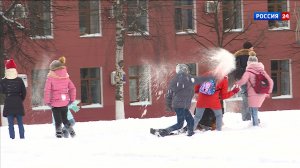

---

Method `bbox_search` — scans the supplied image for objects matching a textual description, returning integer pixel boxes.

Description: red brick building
[1,0,299,125]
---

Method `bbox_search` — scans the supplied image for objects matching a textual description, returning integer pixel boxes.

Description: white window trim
[126,0,149,36]
[32,103,104,111]
[130,101,152,106]
[272,95,293,99]
[127,31,150,36]
[79,0,102,37]
[31,35,54,40]
[82,103,103,108]
[79,67,104,107]
[224,0,244,33]
[268,24,290,31]
[31,0,54,39]
[268,0,290,31]
[129,65,152,106]
[80,33,102,38]
[175,0,197,35]
[271,59,293,97]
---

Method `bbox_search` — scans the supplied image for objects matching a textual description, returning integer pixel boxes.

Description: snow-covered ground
[1,110,300,168]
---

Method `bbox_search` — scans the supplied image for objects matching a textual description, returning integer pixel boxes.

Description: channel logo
[254,12,290,21]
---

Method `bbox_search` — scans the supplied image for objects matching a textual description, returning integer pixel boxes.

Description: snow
[1,110,300,168]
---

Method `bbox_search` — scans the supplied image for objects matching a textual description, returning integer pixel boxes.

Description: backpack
[248,71,270,94]
[199,79,217,95]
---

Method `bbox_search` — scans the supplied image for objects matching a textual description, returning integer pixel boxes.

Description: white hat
[176,64,189,74]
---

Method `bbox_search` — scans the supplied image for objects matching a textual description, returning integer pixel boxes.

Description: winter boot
[67,126,76,138]
[62,127,69,138]
[55,126,63,138]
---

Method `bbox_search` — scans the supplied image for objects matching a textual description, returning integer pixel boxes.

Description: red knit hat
[5,59,17,69]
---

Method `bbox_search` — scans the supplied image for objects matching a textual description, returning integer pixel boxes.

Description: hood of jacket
[234,49,250,57]
[47,68,69,79]
[246,62,265,73]
[5,68,18,79]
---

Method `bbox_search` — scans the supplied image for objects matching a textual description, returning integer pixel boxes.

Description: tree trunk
[114,0,125,119]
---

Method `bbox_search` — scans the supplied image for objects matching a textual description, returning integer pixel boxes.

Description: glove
[232,87,240,94]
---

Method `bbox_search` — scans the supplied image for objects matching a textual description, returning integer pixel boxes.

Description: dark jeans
[7,114,25,139]
[52,106,71,132]
[166,108,194,133]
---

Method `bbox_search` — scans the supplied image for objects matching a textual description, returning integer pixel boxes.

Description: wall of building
[2,0,299,125]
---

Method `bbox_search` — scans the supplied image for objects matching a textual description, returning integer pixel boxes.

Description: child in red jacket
[194,76,239,131]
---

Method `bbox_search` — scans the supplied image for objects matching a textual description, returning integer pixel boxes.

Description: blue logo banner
[254,12,281,20]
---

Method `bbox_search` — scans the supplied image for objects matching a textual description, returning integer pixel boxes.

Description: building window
[271,60,291,96]
[28,0,52,37]
[186,63,197,76]
[79,0,101,36]
[174,0,195,33]
[268,0,289,30]
[31,69,48,107]
[129,65,151,105]
[127,0,148,35]
[222,0,243,31]
[80,68,102,105]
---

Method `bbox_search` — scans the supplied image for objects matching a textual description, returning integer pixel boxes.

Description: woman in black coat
[0,59,26,139]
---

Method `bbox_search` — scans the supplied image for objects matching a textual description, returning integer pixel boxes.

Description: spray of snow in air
[31,55,51,112]
[200,48,236,79]
[138,48,235,117]
[138,60,175,117]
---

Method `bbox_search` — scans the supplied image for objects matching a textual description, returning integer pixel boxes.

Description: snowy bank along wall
[1,0,300,125]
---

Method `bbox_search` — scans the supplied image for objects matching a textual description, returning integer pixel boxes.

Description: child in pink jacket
[236,51,273,126]
[44,56,77,138]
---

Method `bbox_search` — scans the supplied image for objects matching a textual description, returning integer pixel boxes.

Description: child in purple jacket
[44,56,77,138]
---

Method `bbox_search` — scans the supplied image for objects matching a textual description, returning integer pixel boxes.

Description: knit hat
[5,59,17,69]
[247,51,258,65]
[176,64,189,74]
[5,59,18,79]
[243,41,253,49]
[49,56,66,71]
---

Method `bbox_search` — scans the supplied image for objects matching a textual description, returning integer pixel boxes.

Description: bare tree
[0,0,73,105]
[188,0,257,48]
